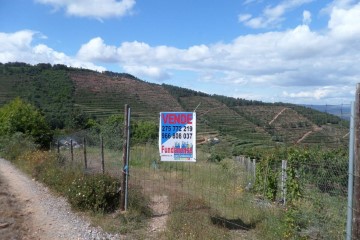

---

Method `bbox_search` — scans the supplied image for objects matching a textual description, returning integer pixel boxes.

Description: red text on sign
[162,113,193,124]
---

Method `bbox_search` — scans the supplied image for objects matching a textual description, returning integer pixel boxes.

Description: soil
[0,172,31,240]
[148,195,169,234]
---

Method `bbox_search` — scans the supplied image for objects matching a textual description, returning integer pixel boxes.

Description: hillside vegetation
[0,62,348,151]
[0,62,350,239]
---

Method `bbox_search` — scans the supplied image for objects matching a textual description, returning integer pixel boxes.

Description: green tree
[131,120,158,144]
[99,114,124,150]
[0,97,52,148]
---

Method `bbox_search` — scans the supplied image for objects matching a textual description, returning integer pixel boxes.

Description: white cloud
[35,0,135,19]
[2,2,360,104]
[321,0,357,14]
[0,30,105,72]
[72,2,360,103]
[283,88,332,100]
[302,10,311,25]
[283,86,353,101]
[74,1,360,89]
[0,30,34,56]
[77,37,118,62]
[243,0,261,5]
[238,14,252,22]
[239,0,314,28]
[328,2,360,41]
[123,65,171,81]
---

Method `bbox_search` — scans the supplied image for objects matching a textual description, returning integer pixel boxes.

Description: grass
[1,133,348,239]
[0,138,153,237]
[68,143,346,239]
[87,186,152,239]
[163,197,232,240]
[67,143,285,239]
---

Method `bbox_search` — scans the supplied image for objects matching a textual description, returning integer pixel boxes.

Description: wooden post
[253,159,256,180]
[101,136,105,174]
[57,140,60,154]
[281,160,287,206]
[83,137,87,169]
[121,104,129,211]
[353,83,360,239]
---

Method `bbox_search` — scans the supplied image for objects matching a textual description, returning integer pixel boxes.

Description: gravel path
[0,158,122,240]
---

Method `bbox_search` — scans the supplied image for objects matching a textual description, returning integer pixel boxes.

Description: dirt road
[0,171,30,239]
[0,158,121,240]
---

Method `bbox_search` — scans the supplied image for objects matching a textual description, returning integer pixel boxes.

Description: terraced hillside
[0,62,349,150]
[235,105,348,147]
[178,96,272,147]
[71,72,183,121]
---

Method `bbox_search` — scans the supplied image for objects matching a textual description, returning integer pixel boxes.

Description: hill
[303,104,351,120]
[0,62,349,150]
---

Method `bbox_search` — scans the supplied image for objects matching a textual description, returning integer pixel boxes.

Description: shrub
[255,154,279,201]
[208,152,224,162]
[67,174,120,213]
[0,98,53,148]
[99,114,124,150]
[0,132,36,160]
[131,120,158,144]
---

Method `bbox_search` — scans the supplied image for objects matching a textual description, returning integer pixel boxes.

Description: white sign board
[159,112,196,162]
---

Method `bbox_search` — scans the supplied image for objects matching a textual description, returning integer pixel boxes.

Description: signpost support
[121,104,130,211]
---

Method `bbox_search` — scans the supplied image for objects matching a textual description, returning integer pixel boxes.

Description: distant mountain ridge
[0,62,349,151]
[303,104,351,120]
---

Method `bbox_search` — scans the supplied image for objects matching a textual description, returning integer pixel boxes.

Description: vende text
[162,113,192,124]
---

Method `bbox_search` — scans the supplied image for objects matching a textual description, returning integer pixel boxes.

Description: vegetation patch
[164,197,231,240]
[67,174,120,213]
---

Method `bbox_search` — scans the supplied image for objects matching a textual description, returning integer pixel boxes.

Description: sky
[1,0,360,105]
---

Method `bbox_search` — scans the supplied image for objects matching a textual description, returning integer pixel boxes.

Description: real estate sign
[159,112,196,162]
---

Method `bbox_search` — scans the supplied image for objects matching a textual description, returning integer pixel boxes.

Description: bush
[67,174,120,213]
[0,132,36,160]
[12,147,121,214]
[208,152,224,162]
[0,98,53,148]
[255,154,279,201]
[131,120,158,144]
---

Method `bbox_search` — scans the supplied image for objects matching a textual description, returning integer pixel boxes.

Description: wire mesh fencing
[51,102,351,239]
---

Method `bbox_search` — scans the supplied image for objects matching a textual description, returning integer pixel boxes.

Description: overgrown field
[0,128,348,239]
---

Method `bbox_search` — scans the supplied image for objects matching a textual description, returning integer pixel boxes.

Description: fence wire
[53,103,351,239]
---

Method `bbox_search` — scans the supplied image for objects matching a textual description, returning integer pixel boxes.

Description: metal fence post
[353,84,360,239]
[121,104,130,211]
[125,107,131,211]
[346,101,355,240]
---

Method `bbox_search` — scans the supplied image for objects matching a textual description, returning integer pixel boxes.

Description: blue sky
[1,0,360,105]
